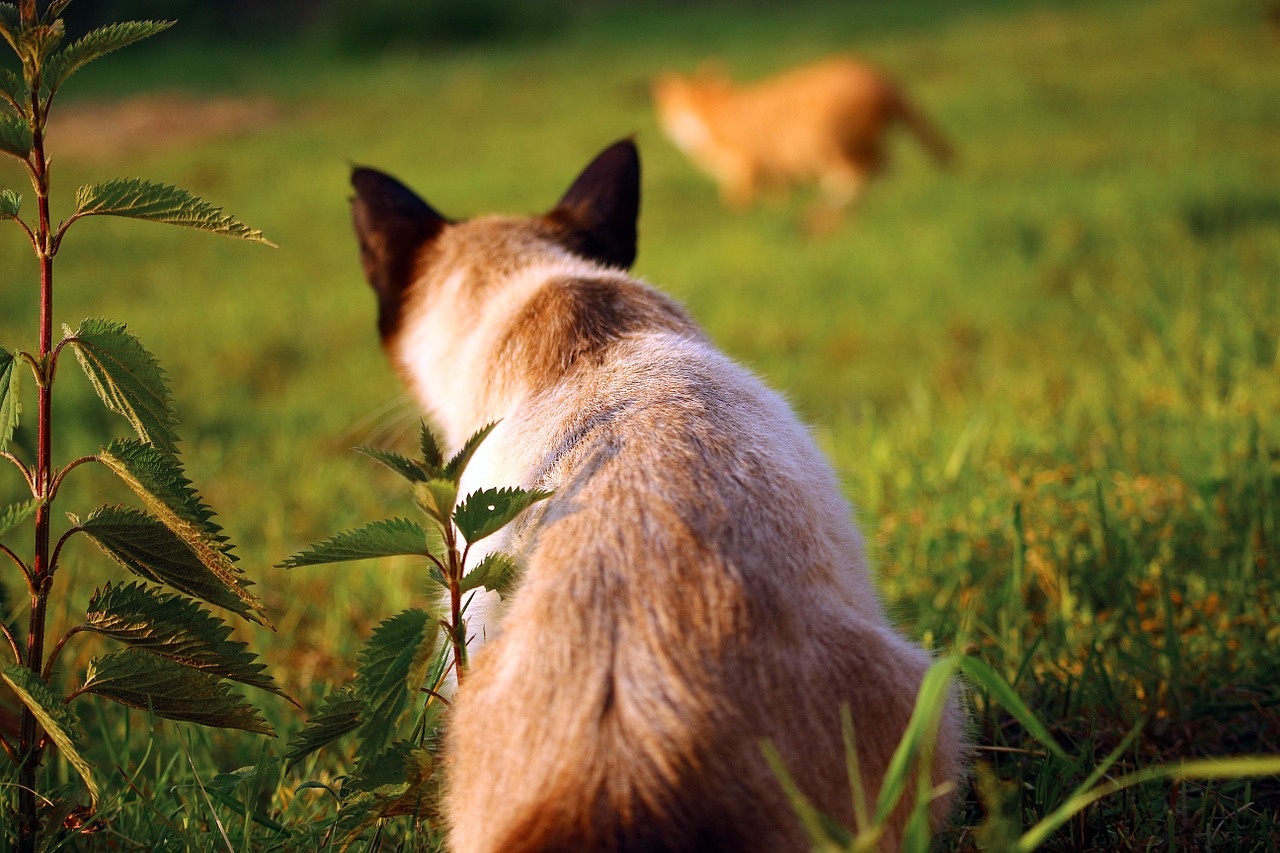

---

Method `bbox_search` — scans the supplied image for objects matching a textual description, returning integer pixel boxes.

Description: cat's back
[739,55,895,120]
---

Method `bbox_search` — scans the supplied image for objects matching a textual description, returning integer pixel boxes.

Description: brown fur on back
[349,141,967,853]
[653,56,952,209]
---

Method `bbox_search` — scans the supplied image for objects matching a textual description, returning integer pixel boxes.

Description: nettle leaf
[0,112,29,161]
[337,742,437,846]
[0,68,22,112]
[76,505,265,625]
[0,5,18,54]
[80,648,274,735]
[0,188,20,217]
[94,439,269,625]
[43,0,74,22]
[419,422,443,470]
[354,609,438,760]
[84,581,290,703]
[444,421,498,481]
[355,446,427,484]
[460,552,519,599]
[283,683,362,772]
[277,517,435,569]
[0,498,36,539]
[2,664,100,807]
[0,345,19,451]
[43,20,172,94]
[413,478,458,523]
[17,19,64,65]
[65,318,178,452]
[454,487,552,545]
[73,178,273,244]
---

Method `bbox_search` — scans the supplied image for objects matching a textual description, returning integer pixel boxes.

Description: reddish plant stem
[17,83,53,853]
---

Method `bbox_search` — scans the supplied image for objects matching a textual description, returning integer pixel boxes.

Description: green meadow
[1,0,1277,847]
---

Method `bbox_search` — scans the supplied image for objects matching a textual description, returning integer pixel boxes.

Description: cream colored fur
[351,142,966,853]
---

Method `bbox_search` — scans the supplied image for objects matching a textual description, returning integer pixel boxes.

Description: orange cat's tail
[892,90,954,167]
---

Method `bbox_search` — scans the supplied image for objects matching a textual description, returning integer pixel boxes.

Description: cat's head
[651,67,731,157]
[350,139,641,344]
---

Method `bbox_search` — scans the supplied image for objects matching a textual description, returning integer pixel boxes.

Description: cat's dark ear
[547,139,640,270]
[351,167,449,337]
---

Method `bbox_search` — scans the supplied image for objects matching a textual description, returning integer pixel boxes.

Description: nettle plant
[0,2,283,849]
[278,421,549,848]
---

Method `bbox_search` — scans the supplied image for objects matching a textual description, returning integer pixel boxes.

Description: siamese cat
[350,139,965,853]
[653,56,953,210]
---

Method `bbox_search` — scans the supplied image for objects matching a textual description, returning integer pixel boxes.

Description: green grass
[1,0,1278,848]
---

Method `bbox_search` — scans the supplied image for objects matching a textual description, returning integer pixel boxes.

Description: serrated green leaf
[453,487,552,545]
[0,67,23,113]
[277,517,435,569]
[84,581,290,703]
[94,439,269,625]
[73,178,273,244]
[65,318,179,453]
[0,188,19,217]
[355,446,427,483]
[283,684,362,772]
[958,655,1073,763]
[0,346,19,452]
[76,504,265,625]
[354,609,437,760]
[336,741,438,849]
[80,648,274,735]
[460,552,518,599]
[444,421,498,480]
[43,20,172,94]
[2,664,100,807]
[42,0,73,22]
[0,5,19,54]
[413,478,458,523]
[16,19,63,65]
[419,422,442,470]
[0,111,30,160]
[0,498,36,539]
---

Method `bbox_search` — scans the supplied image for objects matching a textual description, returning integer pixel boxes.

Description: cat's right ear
[351,167,449,337]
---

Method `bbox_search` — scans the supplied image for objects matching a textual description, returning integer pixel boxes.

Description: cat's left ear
[547,138,640,270]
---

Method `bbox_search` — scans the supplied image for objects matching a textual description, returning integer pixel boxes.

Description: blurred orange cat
[653,56,952,209]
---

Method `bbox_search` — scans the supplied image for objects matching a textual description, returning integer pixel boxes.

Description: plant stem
[448,531,467,685]
[17,77,53,853]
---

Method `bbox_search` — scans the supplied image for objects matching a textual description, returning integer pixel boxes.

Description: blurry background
[0,0,1277,847]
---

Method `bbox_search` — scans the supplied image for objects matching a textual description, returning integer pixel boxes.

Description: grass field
[1,0,1278,848]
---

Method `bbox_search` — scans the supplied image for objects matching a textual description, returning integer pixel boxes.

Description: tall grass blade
[958,655,1074,763]
[1018,754,1280,851]
[873,656,957,825]
[759,740,851,851]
